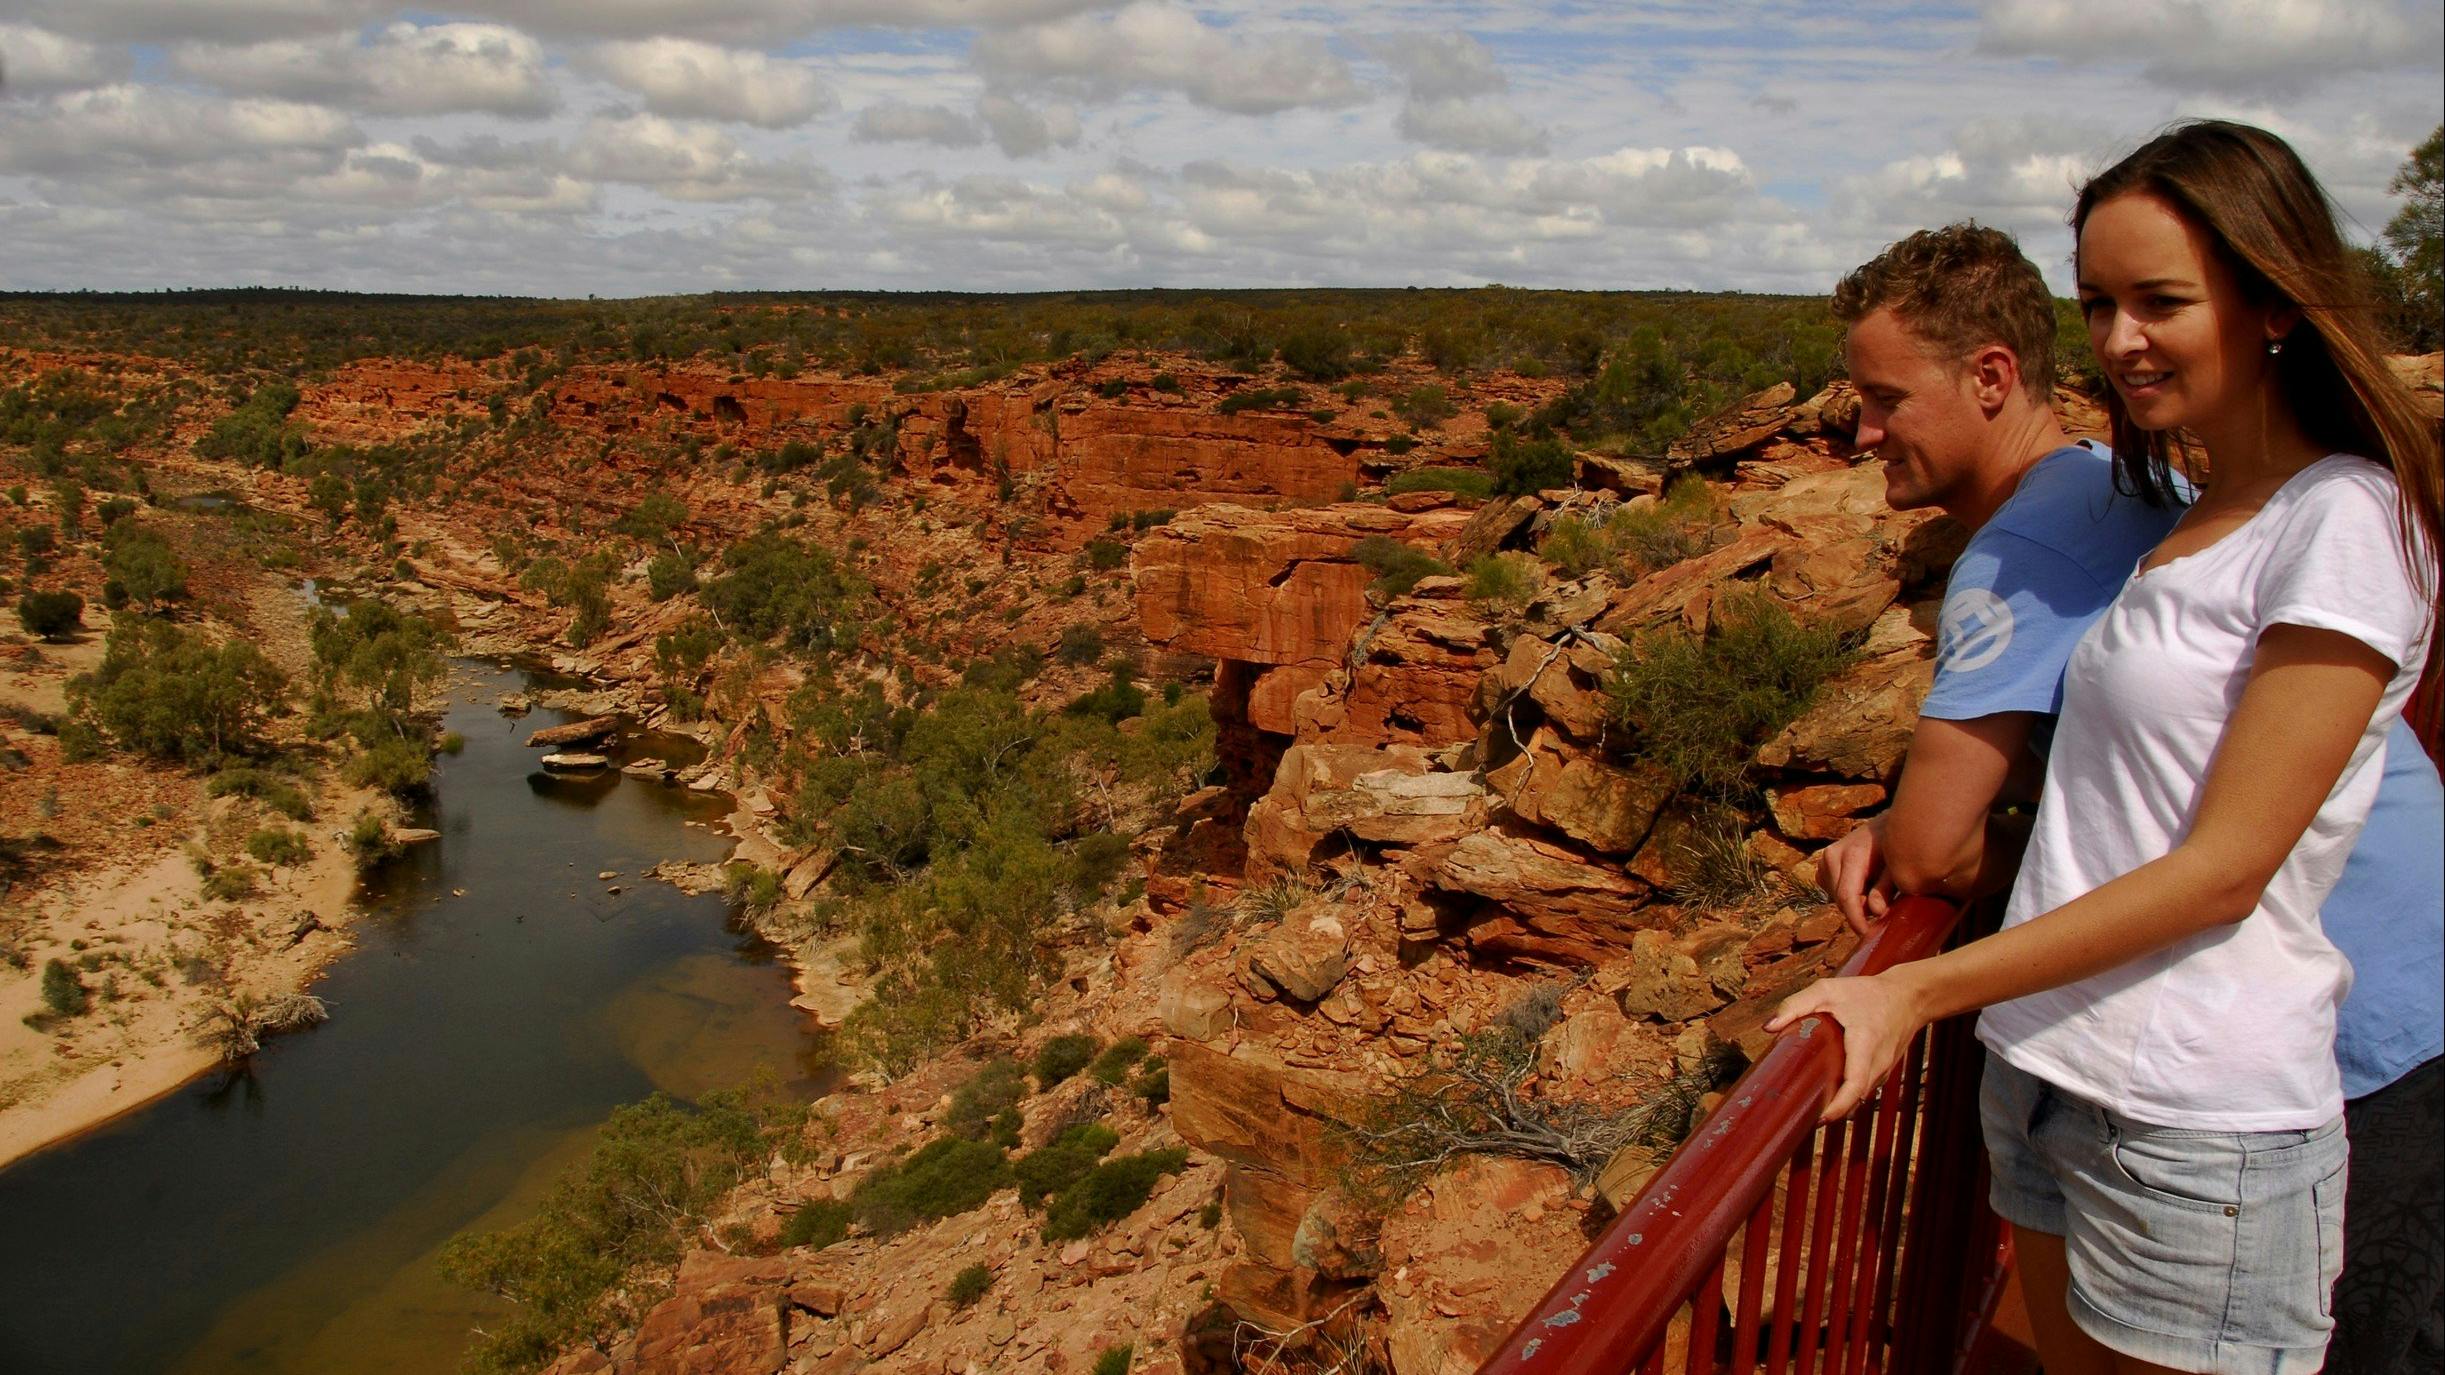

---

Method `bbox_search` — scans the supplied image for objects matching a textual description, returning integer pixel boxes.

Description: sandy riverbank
[0,571,392,1169]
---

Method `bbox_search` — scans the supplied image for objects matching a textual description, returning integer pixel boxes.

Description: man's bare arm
[1879,712,2042,898]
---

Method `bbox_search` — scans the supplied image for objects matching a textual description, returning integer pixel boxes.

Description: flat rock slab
[540,752,611,771]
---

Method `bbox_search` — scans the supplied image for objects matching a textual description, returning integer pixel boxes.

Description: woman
[1769,121,2441,1375]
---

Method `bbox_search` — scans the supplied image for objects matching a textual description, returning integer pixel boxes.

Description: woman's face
[2076,191,2289,437]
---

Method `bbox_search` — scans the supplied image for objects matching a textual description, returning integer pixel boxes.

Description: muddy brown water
[0,661,830,1374]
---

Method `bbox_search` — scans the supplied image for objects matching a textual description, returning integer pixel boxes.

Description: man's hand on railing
[1764,968,1929,1123]
[1818,814,1897,939]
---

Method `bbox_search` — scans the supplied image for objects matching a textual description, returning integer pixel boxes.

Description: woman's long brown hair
[2073,119,2443,698]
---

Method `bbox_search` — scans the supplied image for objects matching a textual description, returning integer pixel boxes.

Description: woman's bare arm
[1770,623,2394,1120]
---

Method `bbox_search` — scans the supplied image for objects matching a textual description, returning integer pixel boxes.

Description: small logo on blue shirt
[1939,588,2015,673]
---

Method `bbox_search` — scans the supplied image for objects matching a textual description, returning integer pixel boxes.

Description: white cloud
[1368,31,1506,101]
[587,38,830,128]
[425,0,1113,42]
[853,101,984,146]
[1397,96,1547,156]
[975,2,1362,115]
[0,83,359,177]
[569,112,828,201]
[1977,0,2443,90]
[1369,32,1547,156]
[172,22,557,118]
[978,93,1080,157]
[0,23,134,95]
[23,0,378,44]
[851,94,1081,156]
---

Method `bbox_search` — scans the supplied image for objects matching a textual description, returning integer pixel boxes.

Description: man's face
[1843,307,1990,514]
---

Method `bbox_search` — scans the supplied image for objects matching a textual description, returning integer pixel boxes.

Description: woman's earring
[2267,337,2287,356]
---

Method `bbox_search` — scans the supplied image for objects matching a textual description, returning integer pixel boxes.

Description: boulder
[631,1253,788,1375]
[1168,1039,1365,1320]
[1440,494,1542,567]
[527,715,619,749]
[1243,743,1486,876]
[1237,908,1351,1004]
[1604,928,1729,1022]
[1291,600,1498,750]
[1667,381,1796,466]
[1486,727,1675,856]
[539,752,611,771]
[1754,645,1935,783]
[1377,1157,1585,1375]
[1158,971,1234,1041]
[1766,781,1887,842]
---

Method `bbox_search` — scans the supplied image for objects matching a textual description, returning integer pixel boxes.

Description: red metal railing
[1475,895,2005,1375]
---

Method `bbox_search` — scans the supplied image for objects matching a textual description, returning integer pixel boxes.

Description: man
[1819,222,2443,1375]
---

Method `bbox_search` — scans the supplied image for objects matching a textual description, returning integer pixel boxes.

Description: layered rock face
[1144,387,1989,1343]
[302,358,1380,550]
[1136,501,1477,791]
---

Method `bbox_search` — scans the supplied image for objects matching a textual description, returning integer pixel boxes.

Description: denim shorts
[1980,1054,2348,1375]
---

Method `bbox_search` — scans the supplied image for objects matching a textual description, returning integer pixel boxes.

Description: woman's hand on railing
[1818,814,1897,939]
[1765,968,1931,1123]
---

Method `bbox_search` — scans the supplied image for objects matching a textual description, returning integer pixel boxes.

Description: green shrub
[1215,387,1304,415]
[17,524,55,558]
[344,808,400,864]
[1083,538,1127,571]
[1056,624,1105,665]
[1463,552,1542,610]
[1034,1033,1100,1089]
[947,1263,994,1308]
[342,735,433,794]
[1535,515,1609,578]
[1383,466,1494,500]
[1279,328,1354,380]
[201,861,262,901]
[1394,384,1457,430]
[1040,1149,1190,1242]
[1129,1062,1170,1106]
[1150,373,1181,393]
[945,1058,1030,1141]
[645,551,697,601]
[1088,1036,1148,1085]
[1092,1346,1133,1375]
[207,767,313,820]
[1490,431,1574,496]
[1351,535,1450,601]
[850,1136,1013,1237]
[1605,591,1854,794]
[16,589,82,640]
[1013,1122,1120,1210]
[40,958,88,1017]
[778,1198,852,1250]
[245,828,311,866]
[723,863,783,910]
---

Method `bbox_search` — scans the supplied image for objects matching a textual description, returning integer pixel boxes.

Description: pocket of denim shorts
[2312,1166,2345,1319]
[2107,1124,2244,1214]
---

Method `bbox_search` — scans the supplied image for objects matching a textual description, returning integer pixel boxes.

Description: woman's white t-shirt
[1977,455,2434,1131]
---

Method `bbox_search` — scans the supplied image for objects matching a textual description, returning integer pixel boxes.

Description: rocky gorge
[5,327,2438,1375]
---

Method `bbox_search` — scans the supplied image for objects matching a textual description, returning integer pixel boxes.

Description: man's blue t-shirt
[1920,443,2444,1098]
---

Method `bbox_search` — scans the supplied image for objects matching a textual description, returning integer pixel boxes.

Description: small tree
[102,524,188,608]
[16,589,82,640]
[2382,126,2442,352]
[40,958,88,1017]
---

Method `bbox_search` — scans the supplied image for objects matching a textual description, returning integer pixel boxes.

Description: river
[0,661,829,1374]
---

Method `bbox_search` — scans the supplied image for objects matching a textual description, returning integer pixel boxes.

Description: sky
[0,1,2437,297]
